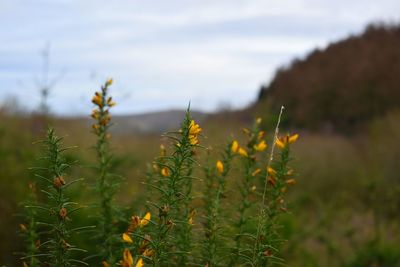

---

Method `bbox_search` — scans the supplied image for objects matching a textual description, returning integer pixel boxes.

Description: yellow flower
[238,147,248,157]
[135,258,144,267]
[189,120,202,135]
[91,109,100,119]
[289,134,299,143]
[286,179,296,185]
[267,167,276,176]
[254,140,267,152]
[100,114,111,126]
[231,140,239,153]
[161,167,169,177]
[188,120,201,145]
[276,138,285,149]
[92,92,103,107]
[140,212,151,227]
[216,160,224,174]
[231,141,248,156]
[121,249,133,267]
[251,168,261,176]
[106,78,113,86]
[189,134,199,145]
[107,96,116,107]
[256,117,262,124]
[122,232,133,243]
[276,134,299,149]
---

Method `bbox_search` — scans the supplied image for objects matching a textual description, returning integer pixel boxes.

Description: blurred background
[1,1,400,266]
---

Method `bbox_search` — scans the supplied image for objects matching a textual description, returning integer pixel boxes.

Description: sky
[1,0,399,115]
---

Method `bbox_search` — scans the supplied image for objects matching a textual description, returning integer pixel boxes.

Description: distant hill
[256,23,400,132]
[110,109,208,134]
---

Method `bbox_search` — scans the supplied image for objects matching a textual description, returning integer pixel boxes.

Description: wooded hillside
[257,23,400,131]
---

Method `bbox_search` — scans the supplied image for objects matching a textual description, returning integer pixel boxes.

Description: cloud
[1,0,399,114]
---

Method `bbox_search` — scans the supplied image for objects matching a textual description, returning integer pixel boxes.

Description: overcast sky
[1,0,399,115]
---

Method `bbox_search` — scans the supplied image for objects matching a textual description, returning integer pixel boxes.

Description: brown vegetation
[257,23,400,132]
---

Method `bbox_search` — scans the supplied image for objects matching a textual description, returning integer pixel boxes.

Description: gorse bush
[22,128,88,266]
[91,79,122,266]
[18,80,299,267]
